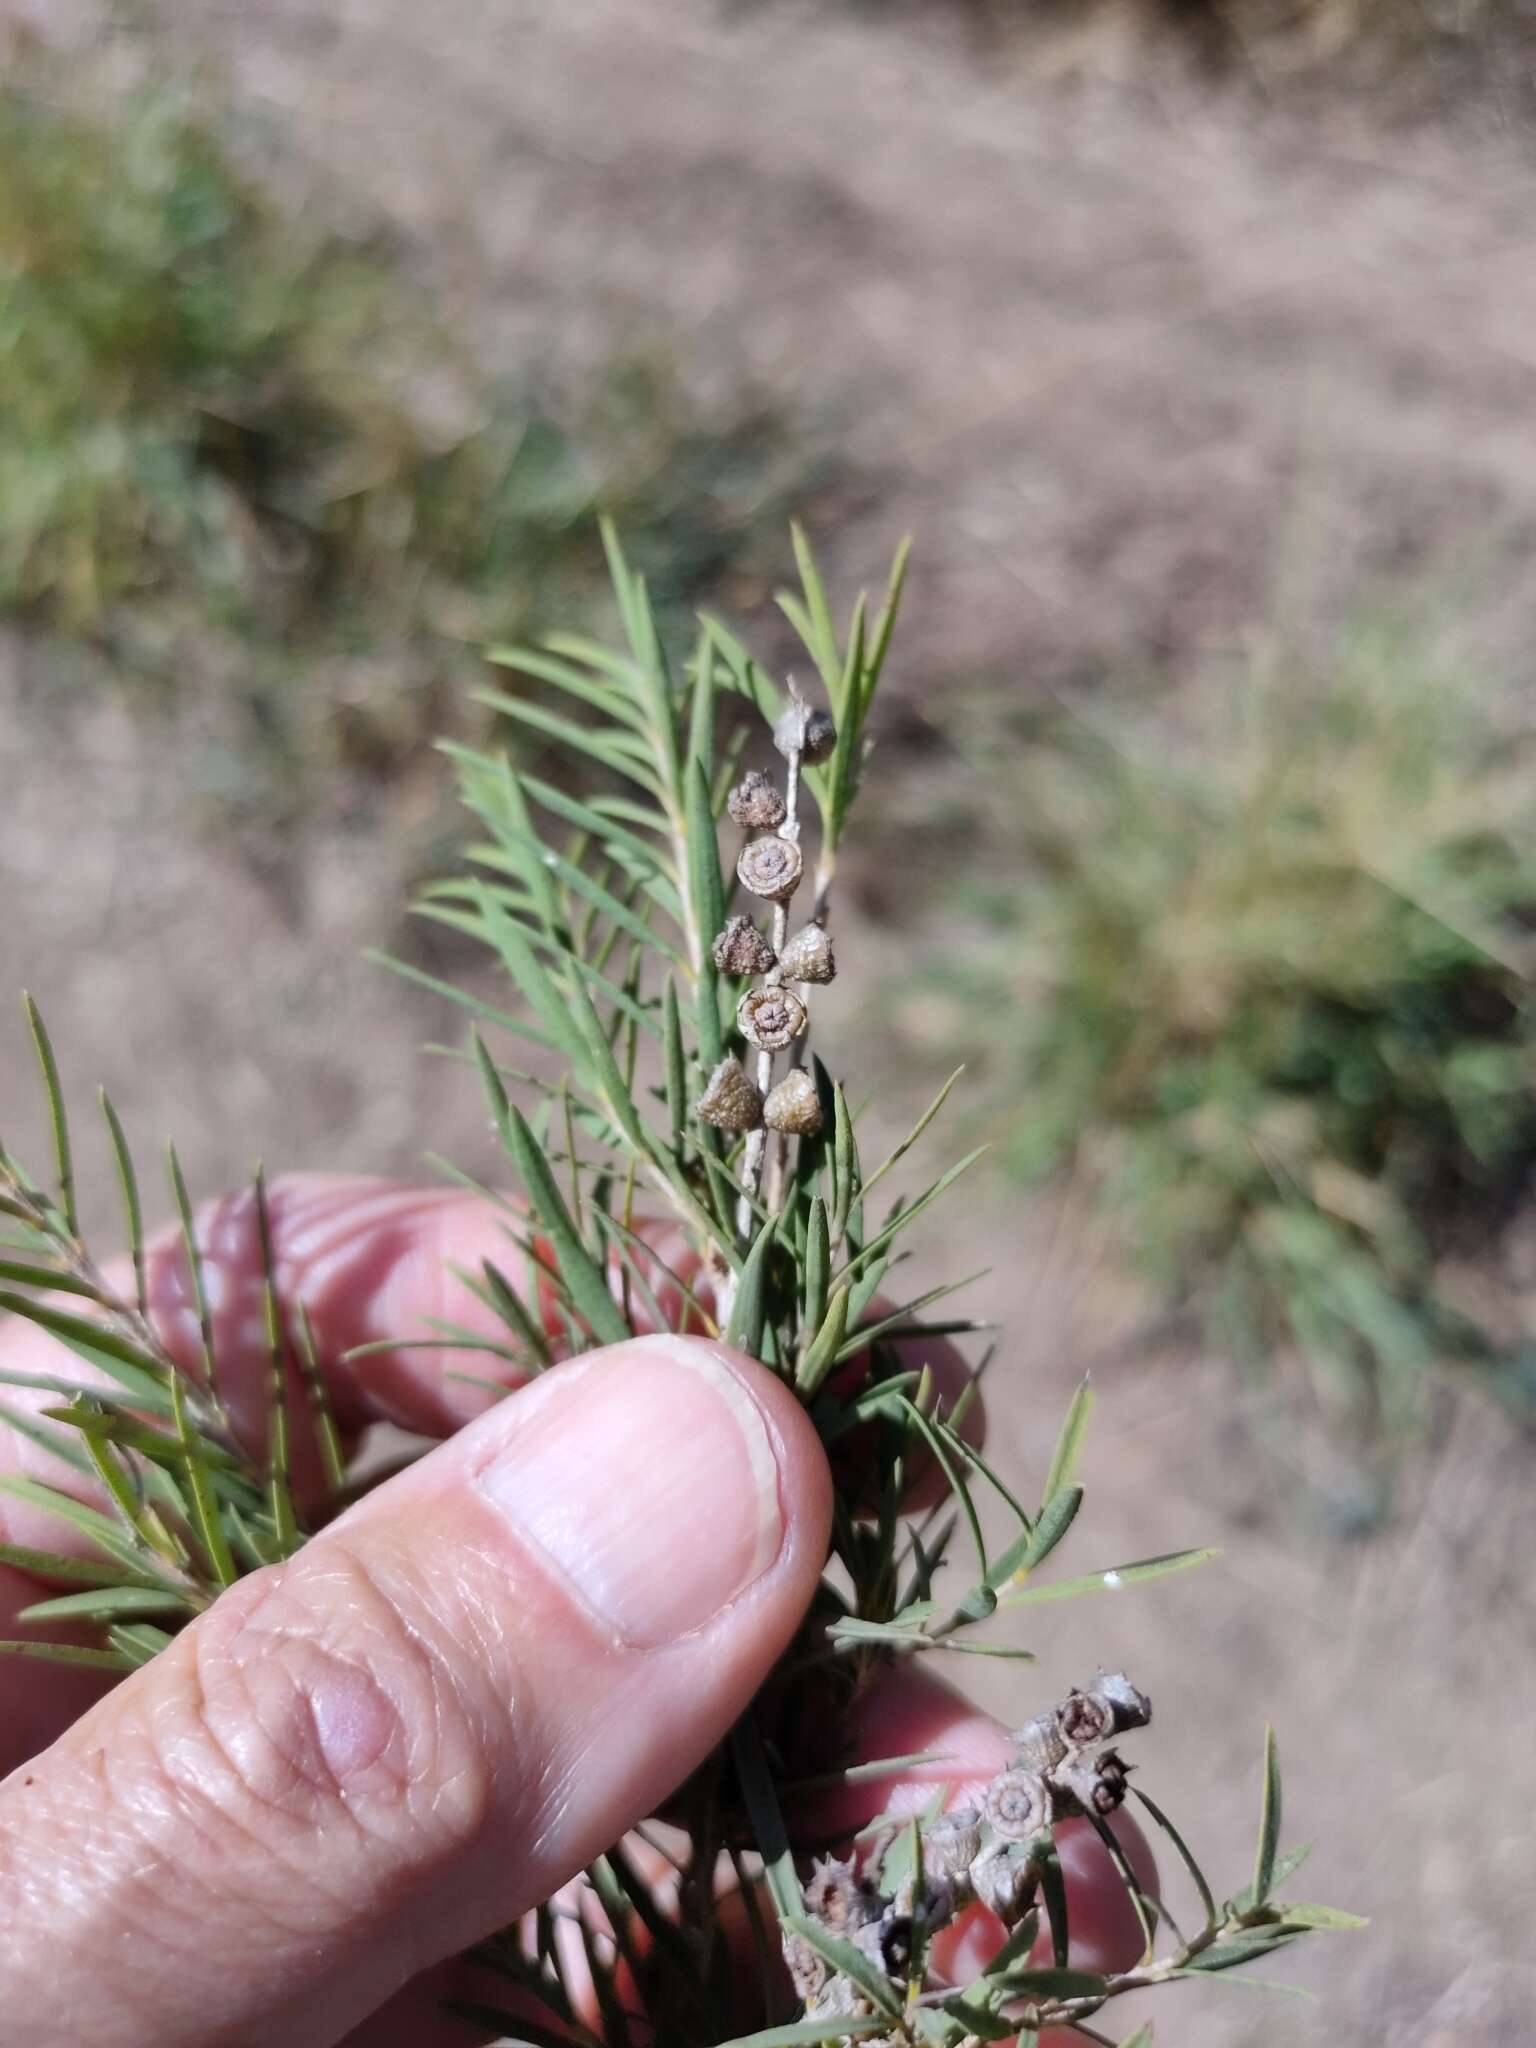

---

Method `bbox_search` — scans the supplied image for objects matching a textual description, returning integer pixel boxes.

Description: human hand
[0,1176,1152,2046]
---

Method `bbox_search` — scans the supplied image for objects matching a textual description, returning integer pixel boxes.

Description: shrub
[927,617,1536,1453]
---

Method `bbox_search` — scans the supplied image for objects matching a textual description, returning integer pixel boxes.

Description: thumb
[0,1335,831,2048]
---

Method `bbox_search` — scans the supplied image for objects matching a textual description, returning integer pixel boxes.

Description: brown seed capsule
[737,834,803,903]
[727,770,787,830]
[1093,1670,1152,1733]
[1012,1708,1069,1775]
[738,984,808,1052]
[1058,1688,1117,1749]
[694,1057,763,1132]
[984,1766,1050,1844]
[923,1807,983,1877]
[971,1845,1035,1929]
[1053,1748,1131,1818]
[763,1067,823,1135]
[774,702,838,763]
[778,923,835,984]
[711,915,777,977]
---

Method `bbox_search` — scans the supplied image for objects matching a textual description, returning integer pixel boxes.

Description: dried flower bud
[711,915,776,976]
[774,702,837,762]
[984,1766,1050,1844]
[763,1067,823,1134]
[1059,1688,1117,1749]
[737,833,803,903]
[778,923,836,984]
[727,770,787,830]
[694,1057,763,1132]
[738,984,808,1052]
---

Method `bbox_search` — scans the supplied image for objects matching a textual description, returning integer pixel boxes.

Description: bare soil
[7,1,1536,2039]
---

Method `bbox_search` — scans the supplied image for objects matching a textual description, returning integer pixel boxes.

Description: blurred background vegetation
[5,2,1536,2035]
[0,55,819,832]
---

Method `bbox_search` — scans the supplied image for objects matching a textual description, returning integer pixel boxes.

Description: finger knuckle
[143,1545,499,1888]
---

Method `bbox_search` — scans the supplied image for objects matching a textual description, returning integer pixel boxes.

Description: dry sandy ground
[8,0,1536,2040]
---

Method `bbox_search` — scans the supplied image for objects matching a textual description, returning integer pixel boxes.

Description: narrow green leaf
[475,688,665,796]
[831,1083,856,1241]
[1253,1726,1282,1908]
[295,1304,346,1496]
[988,1484,1083,1590]
[170,1376,238,1589]
[99,1091,146,1317]
[107,1622,174,1667]
[0,1476,169,1577]
[802,1194,829,1337]
[858,1066,966,1205]
[366,949,562,1055]
[492,1089,628,1349]
[730,1712,801,1918]
[685,755,726,969]
[166,1144,218,1395]
[1133,1787,1218,1929]
[717,2017,892,2046]
[253,1171,298,1555]
[0,1539,159,1588]
[779,1915,902,2021]
[662,978,687,1155]
[0,1292,168,1401]
[845,1147,989,1278]
[1040,1844,1070,1969]
[0,1258,96,1298]
[999,1547,1220,1609]
[796,1283,850,1397]
[687,628,717,783]
[0,1638,132,1671]
[785,524,842,691]
[863,534,912,707]
[19,1584,194,1623]
[1042,1377,1095,1507]
[24,994,75,1236]
[726,1213,777,1357]
[1276,1902,1368,1930]
[474,1255,553,1371]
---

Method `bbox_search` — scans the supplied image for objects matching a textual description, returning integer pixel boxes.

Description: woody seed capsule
[694,1057,764,1132]
[763,1067,823,1135]
[711,915,777,976]
[727,770,787,830]
[778,923,835,984]
[737,834,803,903]
[774,703,838,763]
[738,984,808,1051]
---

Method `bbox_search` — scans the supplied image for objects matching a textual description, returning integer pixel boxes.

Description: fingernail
[475,1335,784,1648]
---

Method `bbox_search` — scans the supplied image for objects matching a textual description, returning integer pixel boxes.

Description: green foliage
[0,529,1351,2040]
[0,64,812,813]
[931,623,1536,1447]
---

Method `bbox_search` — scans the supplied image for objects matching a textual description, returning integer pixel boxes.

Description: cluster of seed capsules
[694,713,838,1141]
[784,1672,1152,2033]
